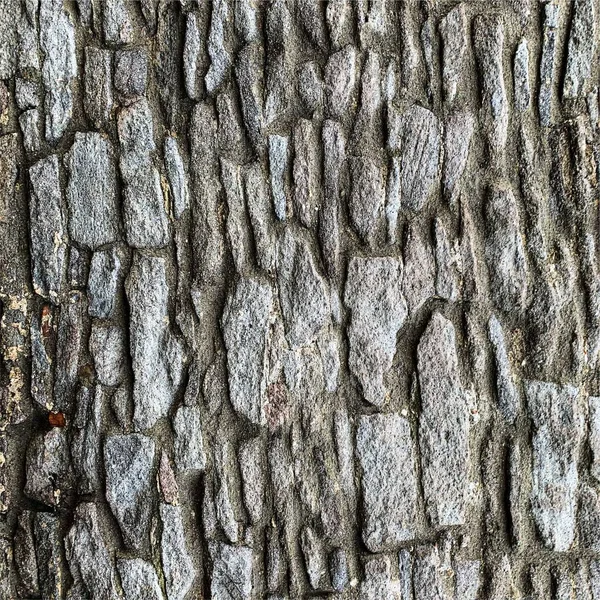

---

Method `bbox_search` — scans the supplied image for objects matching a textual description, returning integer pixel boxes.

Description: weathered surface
[5,2,600,597]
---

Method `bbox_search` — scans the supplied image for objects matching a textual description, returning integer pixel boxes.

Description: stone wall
[1,0,600,598]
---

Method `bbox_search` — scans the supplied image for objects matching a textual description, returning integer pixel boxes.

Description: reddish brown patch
[48,412,66,427]
[265,381,289,430]
[41,305,52,339]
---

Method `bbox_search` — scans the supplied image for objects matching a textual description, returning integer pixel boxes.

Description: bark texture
[1,0,600,598]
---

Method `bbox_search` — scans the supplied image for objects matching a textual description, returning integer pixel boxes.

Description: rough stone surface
[418,312,470,528]
[344,257,407,405]
[210,542,253,600]
[118,558,164,600]
[104,433,156,552]
[356,413,418,551]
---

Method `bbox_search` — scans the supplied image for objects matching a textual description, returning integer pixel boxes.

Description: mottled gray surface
[3,1,600,598]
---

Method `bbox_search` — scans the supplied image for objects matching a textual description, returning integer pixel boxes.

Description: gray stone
[514,39,531,112]
[563,0,596,99]
[455,561,482,600]
[217,90,249,161]
[388,104,441,211]
[488,315,519,423]
[293,119,322,230]
[386,156,401,244]
[590,396,600,482]
[418,312,470,528]
[15,78,38,110]
[84,48,113,128]
[118,99,170,248]
[351,51,382,150]
[473,16,509,154]
[103,0,134,45]
[19,108,41,154]
[443,112,474,207]
[65,503,120,600]
[484,183,528,312]
[348,156,386,245]
[205,0,232,95]
[25,428,74,506]
[359,556,402,599]
[126,254,183,430]
[344,257,407,406]
[239,437,266,524]
[184,13,201,100]
[277,229,330,349]
[269,134,290,221]
[40,0,76,143]
[245,163,277,274]
[214,441,243,543]
[164,136,189,219]
[210,542,253,600]
[329,548,349,592]
[298,61,323,114]
[70,386,102,495]
[88,248,120,319]
[301,526,329,590]
[321,120,345,279]
[34,513,66,600]
[104,433,156,551]
[111,384,133,431]
[173,404,205,471]
[115,49,148,98]
[222,277,273,424]
[356,413,418,551]
[236,43,264,151]
[434,219,460,302]
[234,0,259,43]
[118,559,164,600]
[30,310,54,410]
[89,324,126,387]
[403,225,435,313]
[29,155,67,301]
[14,511,39,597]
[412,545,454,600]
[525,380,585,551]
[439,4,468,106]
[579,483,600,552]
[324,45,357,120]
[539,3,559,126]
[160,504,196,600]
[66,133,120,249]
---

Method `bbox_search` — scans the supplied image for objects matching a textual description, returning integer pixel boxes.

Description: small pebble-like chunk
[277,229,330,349]
[66,133,120,249]
[160,504,196,600]
[104,433,156,551]
[356,413,418,551]
[344,257,407,405]
[210,542,253,600]
[222,277,273,424]
[29,155,67,301]
[388,104,441,211]
[525,380,585,551]
[418,312,469,528]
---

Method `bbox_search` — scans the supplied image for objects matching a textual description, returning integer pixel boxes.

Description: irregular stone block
[344,257,407,405]
[525,380,585,551]
[34,513,66,600]
[268,134,290,221]
[514,39,531,112]
[29,155,67,301]
[65,503,120,599]
[205,0,232,95]
[439,4,468,106]
[66,132,120,249]
[563,0,596,99]
[88,248,120,319]
[539,3,559,127]
[418,312,469,528]
[103,0,134,45]
[590,396,600,482]
[115,48,148,98]
[413,545,454,600]
[164,136,189,219]
[403,225,435,313]
[235,43,264,151]
[484,183,528,312]
[293,119,322,230]
[388,104,441,211]
[222,277,273,424]
[89,324,126,387]
[324,45,357,120]
[210,542,253,600]
[160,504,196,600]
[443,112,474,207]
[239,437,266,524]
[118,559,164,600]
[184,13,201,100]
[104,433,156,551]
[19,109,41,154]
[278,229,329,349]
[84,47,113,128]
[40,0,76,142]
[173,404,206,471]
[356,413,418,551]
[359,556,402,599]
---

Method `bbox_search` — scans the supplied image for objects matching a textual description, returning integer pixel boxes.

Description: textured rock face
[4,2,600,597]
